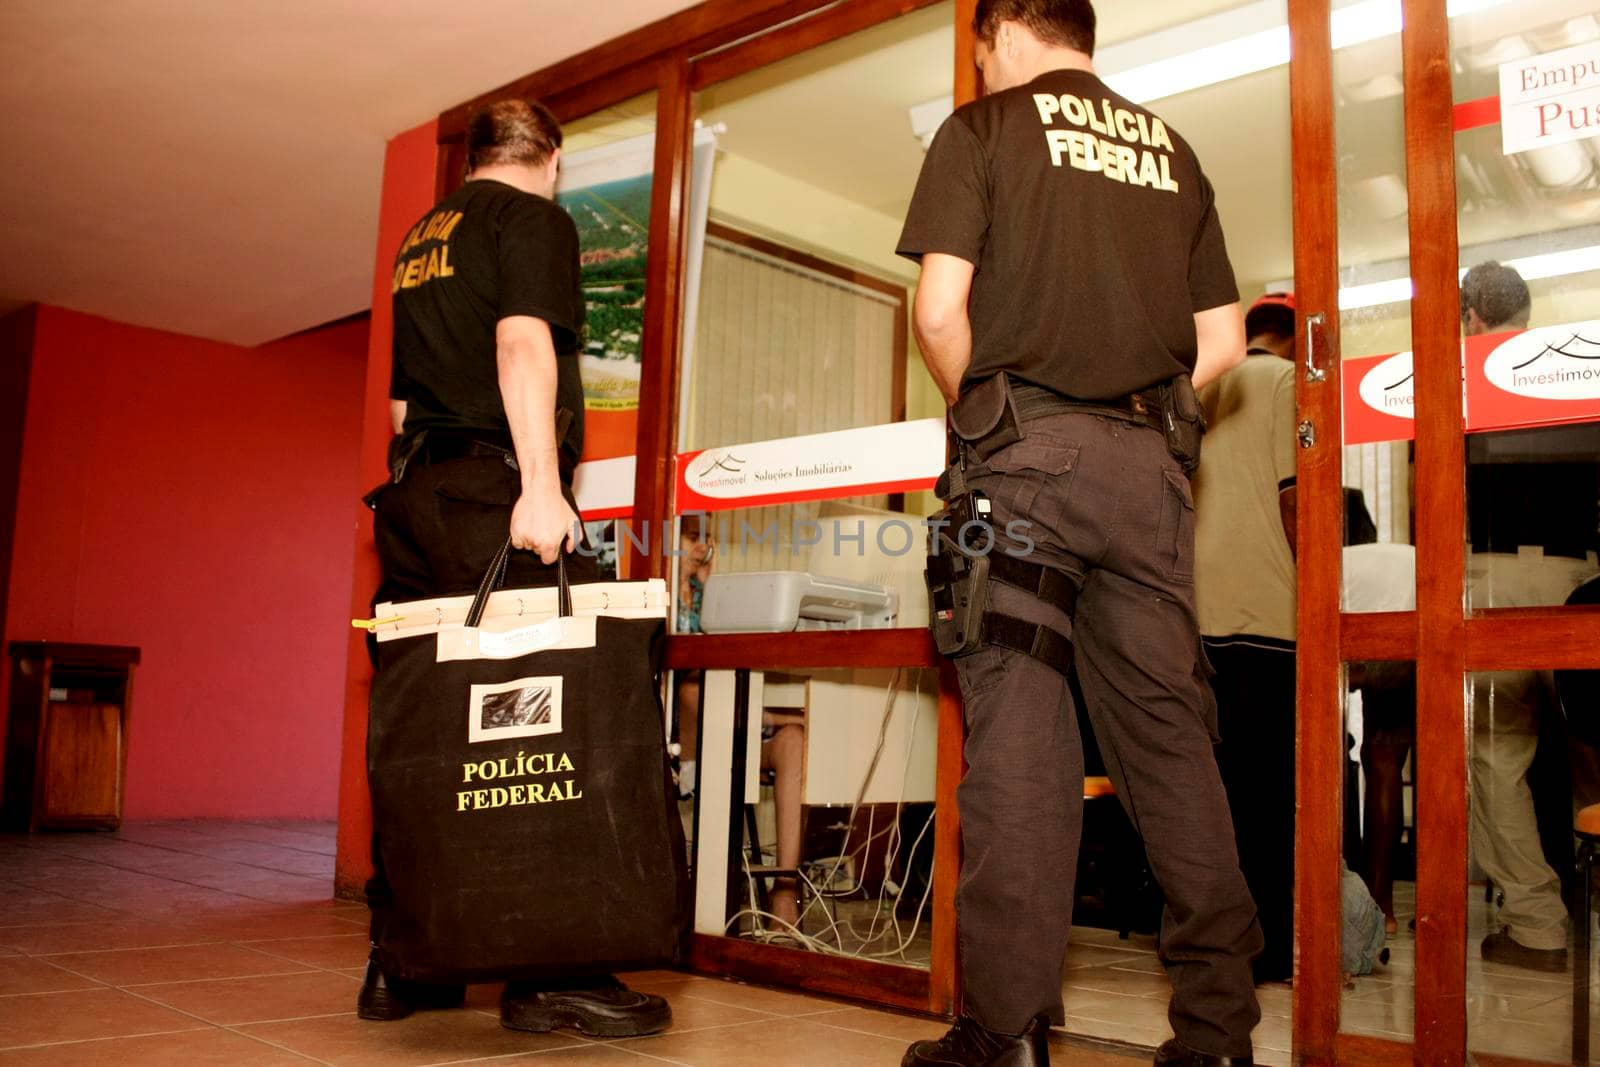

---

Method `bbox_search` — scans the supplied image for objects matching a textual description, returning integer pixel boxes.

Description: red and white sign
[1500,40,1600,156]
[675,419,945,514]
[1342,321,1600,444]
[1344,351,1415,445]
[1465,321,1600,434]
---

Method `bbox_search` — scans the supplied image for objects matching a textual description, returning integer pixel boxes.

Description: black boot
[500,975,671,1038]
[356,957,465,1021]
[902,1014,1049,1067]
[1153,1038,1254,1066]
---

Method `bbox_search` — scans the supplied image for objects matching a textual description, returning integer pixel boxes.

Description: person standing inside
[896,3,1260,1064]
[363,98,671,1037]
[1193,295,1299,986]
[1458,260,1571,971]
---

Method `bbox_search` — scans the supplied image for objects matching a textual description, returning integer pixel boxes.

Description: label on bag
[436,615,597,662]
[467,675,564,744]
[475,617,566,656]
[455,748,586,811]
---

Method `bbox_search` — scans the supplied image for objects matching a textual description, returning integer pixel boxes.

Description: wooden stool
[1082,776,1150,940]
[1083,775,1116,800]
[1575,803,1600,1065]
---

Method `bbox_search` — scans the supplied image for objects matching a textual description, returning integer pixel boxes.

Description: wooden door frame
[1287,0,1344,1060]
[660,0,964,1018]
[1297,0,1600,1063]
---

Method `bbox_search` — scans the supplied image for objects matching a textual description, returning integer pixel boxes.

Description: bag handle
[465,540,572,628]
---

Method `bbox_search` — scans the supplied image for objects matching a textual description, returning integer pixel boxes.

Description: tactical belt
[1010,382,1162,432]
[393,408,578,482]
[416,431,516,465]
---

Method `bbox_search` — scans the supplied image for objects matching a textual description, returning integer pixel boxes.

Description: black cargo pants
[952,411,1262,1058]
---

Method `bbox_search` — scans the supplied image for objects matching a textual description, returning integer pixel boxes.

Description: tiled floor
[0,821,1144,1065]
[1052,928,1293,1067]
[1057,878,1597,1066]
[1341,879,1598,1064]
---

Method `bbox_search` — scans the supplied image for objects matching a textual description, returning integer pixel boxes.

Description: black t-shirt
[390,179,585,461]
[897,69,1238,401]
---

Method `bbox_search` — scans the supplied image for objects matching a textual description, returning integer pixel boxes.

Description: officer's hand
[509,484,579,565]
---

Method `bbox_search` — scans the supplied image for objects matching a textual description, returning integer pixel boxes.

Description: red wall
[334,118,440,895]
[2,306,368,818]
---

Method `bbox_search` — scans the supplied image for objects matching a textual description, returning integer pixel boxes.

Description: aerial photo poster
[555,128,716,474]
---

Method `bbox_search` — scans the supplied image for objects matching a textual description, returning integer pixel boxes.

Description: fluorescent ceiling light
[910,0,1515,141]
[1118,0,1513,104]
[1340,276,1417,311]
[1331,244,1600,311]
[1104,28,1288,102]
[1506,244,1600,282]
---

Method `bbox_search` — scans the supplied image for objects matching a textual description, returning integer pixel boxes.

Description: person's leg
[1066,418,1260,1058]
[952,598,1083,1034]
[1472,708,1569,955]
[1210,639,1296,985]
[1571,736,1600,812]
[1356,664,1417,934]
[760,719,804,928]
[1075,570,1262,1056]
[675,672,701,797]
[361,475,468,1020]
[908,416,1099,1067]
[1360,738,1410,928]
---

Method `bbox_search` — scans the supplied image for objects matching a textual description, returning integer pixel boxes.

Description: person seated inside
[673,514,806,934]
[673,516,714,798]
[760,698,806,933]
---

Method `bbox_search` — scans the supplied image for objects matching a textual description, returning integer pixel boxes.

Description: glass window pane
[1342,659,1418,1043]
[1452,5,1600,613]
[1467,668,1595,1064]
[680,665,941,969]
[684,6,953,451]
[669,4,955,635]
[670,503,929,635]
[1448,11,1600,1047]
[1337,26,1416,606]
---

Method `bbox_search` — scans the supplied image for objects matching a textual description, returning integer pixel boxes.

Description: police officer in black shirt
[361,99,670,1038]
[897,3,1260,1065]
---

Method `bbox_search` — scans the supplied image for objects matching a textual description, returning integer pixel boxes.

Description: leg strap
[988,552,1078,617]
[980,613,1075,677]
[980,554,1077,676]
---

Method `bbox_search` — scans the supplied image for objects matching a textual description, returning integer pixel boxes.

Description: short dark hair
[1460,261,1531,331]
[466,99,563,173]
[974,0,1096,55]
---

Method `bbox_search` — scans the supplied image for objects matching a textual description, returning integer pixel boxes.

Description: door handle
[1304,311,1327,383]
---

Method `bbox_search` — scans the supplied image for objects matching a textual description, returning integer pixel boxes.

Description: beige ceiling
[0,0,699,346]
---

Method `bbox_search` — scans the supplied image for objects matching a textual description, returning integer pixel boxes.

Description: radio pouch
[949,373,1023,461]
[1159,374,1207,473]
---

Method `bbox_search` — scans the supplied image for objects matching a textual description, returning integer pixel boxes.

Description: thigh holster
[926,494,1078,677]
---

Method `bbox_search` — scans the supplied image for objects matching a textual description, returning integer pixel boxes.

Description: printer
[699,570,898,632]
[694,502,927,633]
